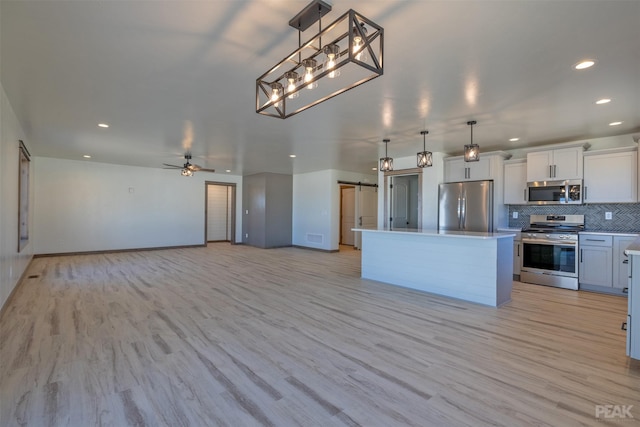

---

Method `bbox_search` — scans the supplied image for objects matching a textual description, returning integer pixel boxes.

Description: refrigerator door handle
[461,192,467,229]
[457,196,462,228]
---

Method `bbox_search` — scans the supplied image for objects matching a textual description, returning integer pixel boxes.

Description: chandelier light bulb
[270,82,283,108]
[352,24,368,61]
[302,58,318,90]
[324,44,340,79]
[284,71,299,99]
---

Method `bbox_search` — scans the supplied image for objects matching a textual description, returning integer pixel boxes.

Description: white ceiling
[2,0,639,176]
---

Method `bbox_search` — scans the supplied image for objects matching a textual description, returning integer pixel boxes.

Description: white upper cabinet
[526,145,585,181]
[503,160,527,205]
[583,147,637,203]
[444,157,491,182]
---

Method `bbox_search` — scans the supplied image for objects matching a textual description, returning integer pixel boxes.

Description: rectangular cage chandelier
[256,0,384,119]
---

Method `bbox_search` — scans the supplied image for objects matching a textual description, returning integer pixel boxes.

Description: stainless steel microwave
[526,179,583,205]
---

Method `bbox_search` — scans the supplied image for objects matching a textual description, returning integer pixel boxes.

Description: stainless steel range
[520,214,585,290]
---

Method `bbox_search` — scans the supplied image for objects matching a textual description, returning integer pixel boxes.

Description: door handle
[359,216,362,226]
[549,165,553,178]
[623,287,629,293]
[517,243,520,257]
[523,189,527,202]
[623,259,629,264]
[580,249,583,263]
[584,186,587,200]
[553,165,557,178]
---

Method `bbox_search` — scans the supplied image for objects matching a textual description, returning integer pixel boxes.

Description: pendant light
[379,139,393,171]
[464,120,479,162]
[417,130,432,168]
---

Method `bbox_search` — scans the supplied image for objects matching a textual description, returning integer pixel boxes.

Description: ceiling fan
[163,153,215,176]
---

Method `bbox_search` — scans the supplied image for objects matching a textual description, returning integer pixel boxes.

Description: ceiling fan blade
[197,168,216,173]
[163,163,183,168]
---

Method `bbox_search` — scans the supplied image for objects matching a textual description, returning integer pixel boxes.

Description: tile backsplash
[508,203,640,232]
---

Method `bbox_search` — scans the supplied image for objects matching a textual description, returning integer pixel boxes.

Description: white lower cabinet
[579,233,638,294]
[614,236,636,290]
[579,236,613,287]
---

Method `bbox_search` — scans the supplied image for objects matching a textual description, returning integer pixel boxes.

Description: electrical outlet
[245,233,249,238]
[605,212,613,220]
[512,211,518,219]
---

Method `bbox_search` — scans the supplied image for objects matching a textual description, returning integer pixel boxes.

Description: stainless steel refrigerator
[438,180,494,232]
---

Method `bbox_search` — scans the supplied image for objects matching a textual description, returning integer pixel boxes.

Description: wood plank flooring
[1,244,639,426]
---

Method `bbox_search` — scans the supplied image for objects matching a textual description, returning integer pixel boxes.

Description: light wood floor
[1,244,639,426]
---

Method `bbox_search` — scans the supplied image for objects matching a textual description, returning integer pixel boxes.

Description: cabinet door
[614,236,637,289]
[579,246,613,287]
[526,151,553,181]
[468,157,491,180]
[444,158,467,182]
[552,147,583,180]
[504,162,527,204]
[584,151,637,203]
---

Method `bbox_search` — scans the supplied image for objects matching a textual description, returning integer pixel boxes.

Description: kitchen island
[354,228,515,307]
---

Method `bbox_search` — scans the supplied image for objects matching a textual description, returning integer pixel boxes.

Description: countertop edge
[352,228,516,240]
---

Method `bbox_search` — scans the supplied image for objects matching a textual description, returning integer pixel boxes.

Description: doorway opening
[384,169,422,230]
[338,181,378,250]
[205,182,236,244]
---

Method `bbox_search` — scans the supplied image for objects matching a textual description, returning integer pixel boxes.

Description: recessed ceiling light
[574,60,595,70]
[372,167,377,171]
[289,154,296,158]
[609,121,623,126]
[596,98,611,104]
[509,138,520,142]
[83,154,91,158]
[98,123,109,128]
[225,169,231,173]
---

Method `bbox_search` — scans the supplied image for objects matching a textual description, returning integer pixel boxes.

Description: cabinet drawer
[579,235,613,246]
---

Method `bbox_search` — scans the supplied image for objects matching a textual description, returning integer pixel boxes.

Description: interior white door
[207,184,229,241]
[341,187,356,246]
[391,177,409,229]
[354,186,377,249]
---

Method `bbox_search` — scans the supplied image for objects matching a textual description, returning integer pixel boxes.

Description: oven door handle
[522,239,576,246]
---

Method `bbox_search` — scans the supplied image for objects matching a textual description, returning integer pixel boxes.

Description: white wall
[33,157,243,254]
[0,85,34,309]
[377,153,445,230]
[293,169,376,251]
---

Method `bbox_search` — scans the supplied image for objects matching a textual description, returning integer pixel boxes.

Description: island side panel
[360,231,511,307]
[495,236,513,306]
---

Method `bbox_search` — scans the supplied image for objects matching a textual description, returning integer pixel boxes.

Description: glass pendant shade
[181,168,193,176]
[417,130,432,168]
[464,144,480,162]
[285,71,299,99]
[323,44,341,79]
[379,139,393,171]
[417,151,433,168]
[464,120,479,162]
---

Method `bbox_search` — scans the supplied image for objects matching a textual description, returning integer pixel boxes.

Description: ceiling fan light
[181,168,193,176]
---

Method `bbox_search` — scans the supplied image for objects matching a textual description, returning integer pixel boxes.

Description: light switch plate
[512,211,518,219]
[605,212,613,220]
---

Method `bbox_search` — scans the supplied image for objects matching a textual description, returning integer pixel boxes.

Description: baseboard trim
[0,256,35,321]
[34,244,206,258]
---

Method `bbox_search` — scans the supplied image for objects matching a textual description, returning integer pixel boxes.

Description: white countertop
[625,236,640,256]
[353,227,516,240]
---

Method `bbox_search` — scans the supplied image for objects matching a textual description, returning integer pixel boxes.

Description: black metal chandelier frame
[256,1,384,119]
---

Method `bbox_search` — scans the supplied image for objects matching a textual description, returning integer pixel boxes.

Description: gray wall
[509,203,640,232]
[243,173,292,248]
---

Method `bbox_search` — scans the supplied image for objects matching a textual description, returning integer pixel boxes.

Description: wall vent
[306,233,324,244]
